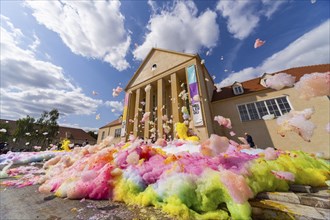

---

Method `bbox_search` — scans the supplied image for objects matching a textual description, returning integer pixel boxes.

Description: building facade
[98,48,329,158]
[97,118,122,144]
[211,64,330,158]
[122,48,214,141]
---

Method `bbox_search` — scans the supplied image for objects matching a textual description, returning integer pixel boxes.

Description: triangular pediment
[126,48,195,89]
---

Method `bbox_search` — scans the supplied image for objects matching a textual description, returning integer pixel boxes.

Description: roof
[58,127,96,142]
[212,64,330,102]
[125,47,196,90]
[0,119,17,132]
[99,118,122,129]
[0,119,96,143]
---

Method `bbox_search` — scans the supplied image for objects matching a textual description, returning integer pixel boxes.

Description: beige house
[211,64,330,158]
[98,48,329,158]
[97,118,122,144]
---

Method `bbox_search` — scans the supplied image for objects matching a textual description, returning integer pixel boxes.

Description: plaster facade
[98,48,329,158]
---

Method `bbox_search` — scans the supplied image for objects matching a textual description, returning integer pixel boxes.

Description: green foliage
[13,109,60,151]
[87,130,98,140]
[0,122,10,143]
[13,116,36,150]
[35,109,60,147]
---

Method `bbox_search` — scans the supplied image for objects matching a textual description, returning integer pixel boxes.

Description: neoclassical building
[121,48,214,142]
[98,48,329,158]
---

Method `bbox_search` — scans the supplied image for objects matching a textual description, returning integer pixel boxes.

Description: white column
[133,88,141,137]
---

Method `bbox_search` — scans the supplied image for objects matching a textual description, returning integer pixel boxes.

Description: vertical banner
[121,93,129,137]
[187,65,204,126]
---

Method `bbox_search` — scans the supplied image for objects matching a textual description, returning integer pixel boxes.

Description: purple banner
[186,65,203,126]
[189,82,199,103]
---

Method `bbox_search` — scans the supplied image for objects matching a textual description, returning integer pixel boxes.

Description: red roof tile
[99,118,122,129]
[58,127,96,143]
[212,64,330,101]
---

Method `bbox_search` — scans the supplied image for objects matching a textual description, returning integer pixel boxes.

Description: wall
[195,61,214,137]
[126,57,211,142]
[130,50,193,88]
[267,89,329,158]
[179,59,211,142]
[97,124,122,145]
[212,87,330,158]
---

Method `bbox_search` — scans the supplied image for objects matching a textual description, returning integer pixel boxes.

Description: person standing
[244,132,255,148]
[82,139,88,147]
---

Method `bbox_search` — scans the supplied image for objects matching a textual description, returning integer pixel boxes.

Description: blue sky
[1,0,329,132]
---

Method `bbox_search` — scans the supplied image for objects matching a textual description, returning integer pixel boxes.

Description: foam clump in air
[277,108,316,142]
[141,112,150,123]
[201,134,230,156]
[214,115,232,129]
[254,38,266,48]
[112,86,123,97]
[265,72,296,90]
[294,72,330,100]
[262,114,275,120]
[326,122,330,133]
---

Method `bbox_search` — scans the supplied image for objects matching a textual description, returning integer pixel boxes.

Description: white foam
[154,143,201,155]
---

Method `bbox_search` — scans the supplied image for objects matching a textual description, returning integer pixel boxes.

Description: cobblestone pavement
[0,183,171,220]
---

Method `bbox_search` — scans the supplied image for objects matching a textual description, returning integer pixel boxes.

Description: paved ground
[0,184,170,220]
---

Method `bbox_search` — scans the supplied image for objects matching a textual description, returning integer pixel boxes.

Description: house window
[151,64,157,71]
[237,96,292,121]
[276,97,292,114]
[114,128,121,138]
[237,105,250,121]
[101,131,105,140]
[246,103,259,120]
[265,99,281,117]
[233,85,244,95]
[255,101,268,117]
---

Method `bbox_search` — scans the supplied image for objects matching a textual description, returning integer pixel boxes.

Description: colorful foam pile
[1,135,329,220]
[0,72,329,219]
[0,151,70,186]
[0,151,68,166]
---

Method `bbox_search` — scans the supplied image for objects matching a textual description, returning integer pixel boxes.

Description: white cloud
[104,101,124,112]
[133,0,219,60]
[0,15,102,120]
[0,15,23,39]
[216,0,286,40]
[217,20,330,87]
[28,32,40,52]
[147,0,158,13]
[25,0,131,71]
[261,0,286,18]
[59,122,98,132]
[45,53,52,60]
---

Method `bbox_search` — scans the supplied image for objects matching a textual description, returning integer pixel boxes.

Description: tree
[0,122,10,143]
[13,115,36,151]
[35,109,59,148]
[87,130,98,140]
[13,109,60,151]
